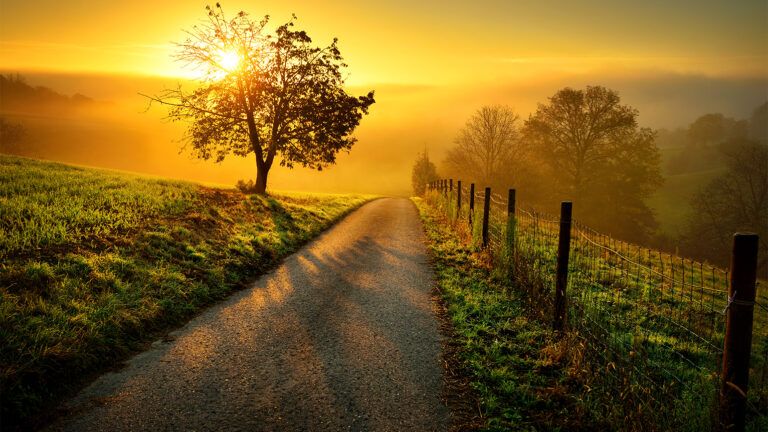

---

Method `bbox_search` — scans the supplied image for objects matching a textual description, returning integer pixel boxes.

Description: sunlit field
[419,187,768,431]
[1,1,766,430]
[0,155,373,424]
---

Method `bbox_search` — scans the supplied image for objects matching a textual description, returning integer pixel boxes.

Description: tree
[147,4,375,194]
[523,86,662,241]
[687,113,746,147]
[684,139,768,278]
[411,150,439,196]
[666,112,749,175]
[443,105,529,191]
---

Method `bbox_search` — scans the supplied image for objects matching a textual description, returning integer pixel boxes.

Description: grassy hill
[0,155,374,426]
[647,144,726,238]
[647,167,725,237]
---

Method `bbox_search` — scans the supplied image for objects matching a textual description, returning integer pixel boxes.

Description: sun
[217,49,241,72]
[207,48,242,80]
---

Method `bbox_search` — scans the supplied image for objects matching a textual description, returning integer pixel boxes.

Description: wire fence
[426,181,767,431]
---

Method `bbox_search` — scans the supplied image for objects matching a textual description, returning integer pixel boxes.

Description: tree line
[412,88,767,277]
[675,105,767,277]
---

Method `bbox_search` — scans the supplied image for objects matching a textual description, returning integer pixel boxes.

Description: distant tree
[684,139,768,278]
[146,4,375,194]
[668,112,749,174]
[0,74,93,111]
[748,102,768,144]
[411,150,439,196]
[687,113,747,147]
[0,117,25,154]
[443,105,530,191]
[523,86,662,241]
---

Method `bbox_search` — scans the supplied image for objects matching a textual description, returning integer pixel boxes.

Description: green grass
[509,205,767,430]
[413,197,598,431]
[647,167,725,237]
[0,155,374,426]
[421,189,768,431]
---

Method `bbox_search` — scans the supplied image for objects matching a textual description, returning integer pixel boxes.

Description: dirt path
[48,198,448,432]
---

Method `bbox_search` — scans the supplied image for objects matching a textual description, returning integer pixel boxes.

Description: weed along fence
[425,179,767,431]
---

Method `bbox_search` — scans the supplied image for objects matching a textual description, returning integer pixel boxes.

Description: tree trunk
[255,164,269,194]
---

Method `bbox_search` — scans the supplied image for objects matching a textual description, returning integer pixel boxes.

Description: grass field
[647,168,725,237]
[0,155,374,426]
[413,197,600,431]
[421,189,767,431]
[647,144,727,238]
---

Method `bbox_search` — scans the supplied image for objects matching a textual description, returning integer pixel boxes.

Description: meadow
[414,197,601,431]
[0,155,373,426]
[647,144,727,238]
[420,186,767,431]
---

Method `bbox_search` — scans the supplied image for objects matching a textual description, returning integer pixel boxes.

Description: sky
[2,1,766,82]
[1,1,767,194]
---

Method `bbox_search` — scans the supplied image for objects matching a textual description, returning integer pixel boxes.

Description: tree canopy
[685,139,768,277]
[148,4,375,194]
[523,86,662,241]
[442,105,531,193]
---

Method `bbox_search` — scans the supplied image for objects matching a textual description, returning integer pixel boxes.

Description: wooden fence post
[449,179,453,193]
[469,183,475,228]
[720,233,759,432]
[507,189,516,247]
[553,201,572,332]
[482,187,491,248]
[457,180,462,217]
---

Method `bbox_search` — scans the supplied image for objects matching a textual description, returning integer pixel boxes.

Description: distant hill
[0,74,94,112]
[0,74,152,171]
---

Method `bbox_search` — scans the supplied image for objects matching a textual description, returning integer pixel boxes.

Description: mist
[1,69,766,197]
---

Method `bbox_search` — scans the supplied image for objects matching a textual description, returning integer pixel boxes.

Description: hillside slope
[0,155,373,427]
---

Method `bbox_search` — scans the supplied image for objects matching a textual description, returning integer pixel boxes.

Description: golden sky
[1,0,766,84]
[1,1,766,195]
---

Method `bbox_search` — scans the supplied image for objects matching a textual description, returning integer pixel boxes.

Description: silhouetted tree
[146,4,375,194]
[524,86,662,241]
[443,105,531,191]
[0,74,93,110]
[684,139,768,277]
[411,150,439,196]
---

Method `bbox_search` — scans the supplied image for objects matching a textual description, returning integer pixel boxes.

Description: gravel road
[48,198,448,432]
